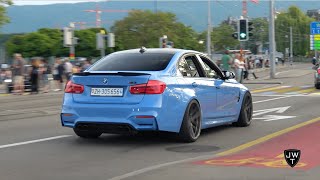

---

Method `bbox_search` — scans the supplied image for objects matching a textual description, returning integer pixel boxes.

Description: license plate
[91,88,123,97]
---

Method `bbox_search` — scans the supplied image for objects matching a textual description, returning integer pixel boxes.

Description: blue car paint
[61,49,249,133]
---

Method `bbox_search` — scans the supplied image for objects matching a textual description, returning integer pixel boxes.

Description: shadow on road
[69,124,234,148]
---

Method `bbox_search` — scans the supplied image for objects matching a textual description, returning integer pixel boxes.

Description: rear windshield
[89,53,174,71]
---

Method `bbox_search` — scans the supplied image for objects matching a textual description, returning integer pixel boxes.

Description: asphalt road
[0,63,319,180]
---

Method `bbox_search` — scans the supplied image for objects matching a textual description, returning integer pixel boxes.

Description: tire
[178,100,202,143]
[233,92,253,127]
[315,84,320,89]
[73,129,102,138]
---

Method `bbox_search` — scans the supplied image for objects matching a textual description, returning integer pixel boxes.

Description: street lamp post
[207,0,212,58]
[269,0,276,79]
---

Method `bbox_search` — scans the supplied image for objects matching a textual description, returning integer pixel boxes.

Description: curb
[243,81,283,85]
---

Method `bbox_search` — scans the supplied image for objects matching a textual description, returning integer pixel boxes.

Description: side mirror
[223,71,235,79]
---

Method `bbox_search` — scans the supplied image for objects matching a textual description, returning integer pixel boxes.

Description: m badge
[284,149,301,168]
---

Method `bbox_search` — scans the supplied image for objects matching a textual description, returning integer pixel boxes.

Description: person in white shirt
[233,53,245,83]
[64,59,73,81]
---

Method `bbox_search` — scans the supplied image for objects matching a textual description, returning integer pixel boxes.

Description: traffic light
[248,21,254,37]
[96,33,105,50]
[107,33,115,48]
[63,27,73,47]
[238,19,248,41]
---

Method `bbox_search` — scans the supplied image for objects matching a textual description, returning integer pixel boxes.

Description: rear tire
[233,92,253,127]
[315,84,320,89]
[73,129,102,138]
[178,100,202,143]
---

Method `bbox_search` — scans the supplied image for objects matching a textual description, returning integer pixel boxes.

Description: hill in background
[1,1,318,33]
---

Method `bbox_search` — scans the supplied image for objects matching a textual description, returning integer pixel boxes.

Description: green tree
[38,28,66,56]
[0,0,12,29]
[75,28,104,57]
[111,10,201,51]
[247,18,269,54]
[275,6,314,56]
[212,23,239,51]
[199,23,240,53]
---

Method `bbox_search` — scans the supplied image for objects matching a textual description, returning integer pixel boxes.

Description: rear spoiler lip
[73,72,151,76]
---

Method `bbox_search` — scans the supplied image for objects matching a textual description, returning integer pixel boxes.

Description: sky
[12,0,105,5]
[12,0,320,6]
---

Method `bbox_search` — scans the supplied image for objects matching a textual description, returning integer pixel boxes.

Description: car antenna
[139,46,147,54]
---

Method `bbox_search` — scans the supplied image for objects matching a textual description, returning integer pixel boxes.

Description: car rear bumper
[61,101,160,132]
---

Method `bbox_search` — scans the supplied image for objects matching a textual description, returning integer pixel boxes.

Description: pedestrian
[220,50,232,72]
[12,53,25,95]
[64,59,73,81]
[243,57,249,80]
[41,59,50,93]
[233,53,245,83]
[30,58,40,94]
[312,57,317,65]
[53,58,64,91]
[81,59,91,72]
[281,58,285,66]
[247,58,258,80]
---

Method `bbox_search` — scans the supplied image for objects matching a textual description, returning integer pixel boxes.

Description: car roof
[111,48,193,55]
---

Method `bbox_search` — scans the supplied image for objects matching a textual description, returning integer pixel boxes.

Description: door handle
[192,82,198,87]
[216,86,221,89]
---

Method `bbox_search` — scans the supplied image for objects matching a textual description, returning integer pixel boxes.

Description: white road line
[253,96,292,104]
[0,135,72,149]
[107,154,218,180]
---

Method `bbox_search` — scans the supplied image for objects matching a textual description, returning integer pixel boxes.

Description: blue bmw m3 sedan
[61,48,253,142]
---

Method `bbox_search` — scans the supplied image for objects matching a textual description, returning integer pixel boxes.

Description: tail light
[129,80,166,94]
[318,68,320,74]
[65,81,84,94]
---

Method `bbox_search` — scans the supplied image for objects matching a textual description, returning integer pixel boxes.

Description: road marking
[287,87,317,94]
[216,117,320,157]
[0,135,72,149]
[253,106,291,116]
[275,70,291,76]
[251,86,290,93]
[254,115,296,122]
[107,154,219,180]
[273,86,302,93]
[253,96,292,104]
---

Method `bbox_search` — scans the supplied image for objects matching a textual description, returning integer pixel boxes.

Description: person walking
[53,58,64,91]
[234,53,245,83]
[12,53,25,95]
[220,50,232,72]
[30,58,40,94]
[64,59,73,81]
[312,57,317,65]
[41,59,50,93]
[246,57,258,80]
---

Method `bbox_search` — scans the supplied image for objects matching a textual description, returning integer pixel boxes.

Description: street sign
[310,22,320,50]
[310,35,320,50]
[310,22,320,35]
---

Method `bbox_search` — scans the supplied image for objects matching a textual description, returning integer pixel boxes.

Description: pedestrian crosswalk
[251,85,320,96]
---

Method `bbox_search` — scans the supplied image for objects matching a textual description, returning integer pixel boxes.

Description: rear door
[177,54,217,124]
[197,55,240,119]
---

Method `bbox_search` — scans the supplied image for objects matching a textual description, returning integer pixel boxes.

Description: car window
[178,55,201,77]
[198,56,220,79]
[89,53,174,71]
